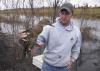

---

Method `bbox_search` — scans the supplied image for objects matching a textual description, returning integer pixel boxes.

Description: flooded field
[0,16,100,34]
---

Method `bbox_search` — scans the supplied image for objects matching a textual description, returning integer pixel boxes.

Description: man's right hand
[67,60,74,70]
[35,43,44,48]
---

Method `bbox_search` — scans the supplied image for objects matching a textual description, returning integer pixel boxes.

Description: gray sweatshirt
[37,18,81,67]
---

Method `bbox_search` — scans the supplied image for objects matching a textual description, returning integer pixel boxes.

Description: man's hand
[35,43,44,48]
[67,61,73,69]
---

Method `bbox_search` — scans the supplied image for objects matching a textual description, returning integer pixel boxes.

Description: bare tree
[52,0,64,22]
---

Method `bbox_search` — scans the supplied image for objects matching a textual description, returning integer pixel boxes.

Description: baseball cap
[60,3,74,14]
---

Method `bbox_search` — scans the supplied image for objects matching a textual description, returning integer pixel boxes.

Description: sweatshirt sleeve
[71,28,82,62]
[36,25,51,46]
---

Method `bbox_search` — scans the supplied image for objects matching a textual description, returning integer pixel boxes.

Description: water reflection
[0,22,25,34]
[72,18,100,30]
[0,16,100,35]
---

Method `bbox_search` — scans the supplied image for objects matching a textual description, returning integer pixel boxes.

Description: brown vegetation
[0,7,100,19]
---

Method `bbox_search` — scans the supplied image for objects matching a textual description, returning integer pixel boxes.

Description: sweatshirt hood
[54,17,74,31]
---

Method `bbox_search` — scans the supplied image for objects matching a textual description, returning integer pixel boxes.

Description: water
[72,18,100,30]
[0,16,100,35]
[0,16,41,34]
[0,22,25,34]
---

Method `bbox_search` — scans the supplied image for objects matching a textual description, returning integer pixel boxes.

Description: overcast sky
[0,0,100,10]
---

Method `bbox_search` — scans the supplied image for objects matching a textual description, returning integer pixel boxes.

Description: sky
[70,0,100,7]
[0,0,100,10]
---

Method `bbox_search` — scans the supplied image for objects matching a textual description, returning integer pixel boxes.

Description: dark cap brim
[60,7,71,13]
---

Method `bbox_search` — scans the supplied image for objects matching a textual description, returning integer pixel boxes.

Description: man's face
[59,9,72,26]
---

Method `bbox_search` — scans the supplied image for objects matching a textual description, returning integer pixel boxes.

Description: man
[36,2,81,71]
